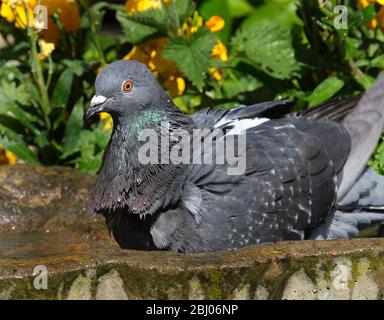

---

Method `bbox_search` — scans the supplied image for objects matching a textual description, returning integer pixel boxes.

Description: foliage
[0,0,113,172]
[0,0,383,173]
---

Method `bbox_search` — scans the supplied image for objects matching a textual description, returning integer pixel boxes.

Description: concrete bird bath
[0,165,383,300]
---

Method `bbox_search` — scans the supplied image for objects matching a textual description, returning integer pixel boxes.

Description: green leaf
[371,55,384,68]
[173,94,202,113]
[62,99,85,157]
[3,144,39,164]
[221,71,263,99]
[76,151,103,174]
[227,0,254,18]
[78,130,98,157]
[233,24,300,80]
[352,70,374,90]
[92,1,117,12]
[361,4,377,23]
[0,79,30,106]
[0,114,25,136]
[370,136,384,175]
[51,68,74,108]
[0,81,43,138]
[172,0,196,23]
[116,0,195,45]
[208,61,264,100]
[116,10,159,44]
[0,65,41,104]
[116,2,174,44]
[93,127,111,150]
[241,1,298,30]
[0,126,39,164]
[200,0,232,44]
[308,77,345,107]
[63,59,84,77]
[356,58,370,67]
[3,101,42,136]
[345,38,359,60]
[163,29,217,91]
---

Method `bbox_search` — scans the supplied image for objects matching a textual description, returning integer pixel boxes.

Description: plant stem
[81,0,106,66]
[22,1,51,132]
[348,59,371,90]
[29,32,52,131]
[46,55,54,89]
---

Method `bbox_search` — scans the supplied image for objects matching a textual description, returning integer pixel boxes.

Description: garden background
[0,0,384,174]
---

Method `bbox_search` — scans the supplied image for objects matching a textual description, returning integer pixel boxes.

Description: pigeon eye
[123,80,134,92]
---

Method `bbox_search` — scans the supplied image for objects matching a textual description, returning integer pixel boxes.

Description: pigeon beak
[84,95,108,122]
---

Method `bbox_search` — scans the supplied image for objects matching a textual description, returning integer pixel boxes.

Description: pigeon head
[84,60,168,122]
[85,59,192,217]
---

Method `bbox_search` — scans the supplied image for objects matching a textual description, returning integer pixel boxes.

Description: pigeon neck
[89,100,193,215]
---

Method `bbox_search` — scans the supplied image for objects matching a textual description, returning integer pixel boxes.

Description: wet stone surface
[0,164,113,260]
[0,164,384,300]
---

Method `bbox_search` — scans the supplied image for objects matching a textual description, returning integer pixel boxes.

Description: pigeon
[84,60,384,253]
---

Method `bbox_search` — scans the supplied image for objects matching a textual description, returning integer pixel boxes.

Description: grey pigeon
[84,60,384,253]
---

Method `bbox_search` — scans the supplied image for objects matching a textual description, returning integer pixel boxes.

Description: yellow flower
[100,112,113,131]
[5,150,17,164]
[123,45,149,64]
[357,0,371,8]
[122,6,226,90]
[124,0,172,13]
[210,68,222,81]
[0,1,14,23]
[0,0,81,43]
[0,0,37,29]
[164,76,186,97]
[210,41,228,81]
[102,120,113,131]
[176,77,186,94]
[37,39,55,60]
[205,16,225,33]
[367,16,378,29]
[123,38,186,96]
[358,0,384,8]
[0,147,17,165]
[211,41,228,62]
[178,10,203,36]
[357,0,384,31]
[99,112,110,121]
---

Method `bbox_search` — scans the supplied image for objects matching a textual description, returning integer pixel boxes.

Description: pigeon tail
[301,75,384,200]
[299,95,361,122]
[338,167,384,209]
[309,210,384,240]
[337,75,384,199]
[310,167,384,240]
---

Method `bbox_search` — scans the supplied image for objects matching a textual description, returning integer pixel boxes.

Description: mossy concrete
[0,164,384,300]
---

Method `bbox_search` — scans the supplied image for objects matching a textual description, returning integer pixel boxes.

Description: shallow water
[0,229,116,260]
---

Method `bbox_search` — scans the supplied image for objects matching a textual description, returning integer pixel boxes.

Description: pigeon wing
[191,100,295,129]
[182,118,342,249]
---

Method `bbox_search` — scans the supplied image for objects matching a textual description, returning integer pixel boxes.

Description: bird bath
[0,164,384,300]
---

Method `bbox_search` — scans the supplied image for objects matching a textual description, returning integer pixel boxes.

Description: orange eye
[123,80,134,92]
